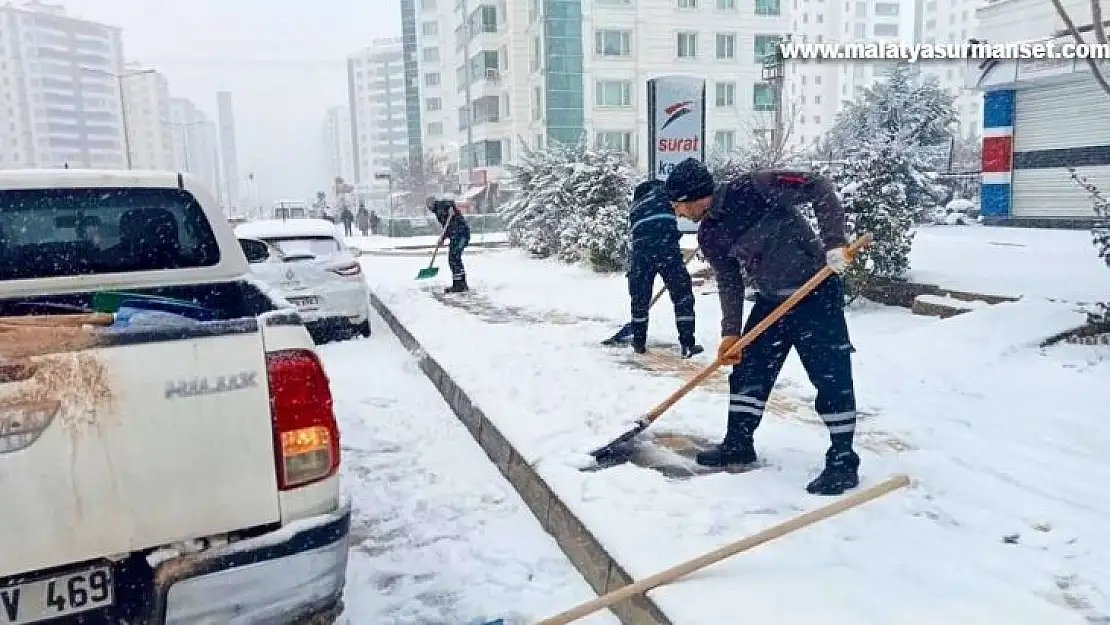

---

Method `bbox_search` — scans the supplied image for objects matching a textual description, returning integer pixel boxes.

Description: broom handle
[534,473,909,625]
[426,213,454,268]
[643,233,871,422]
[646,246,700,309]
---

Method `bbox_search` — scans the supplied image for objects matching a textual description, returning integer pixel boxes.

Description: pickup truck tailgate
[0,323,280,577]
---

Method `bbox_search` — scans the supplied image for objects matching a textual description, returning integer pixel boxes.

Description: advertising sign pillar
[646,75,707,181]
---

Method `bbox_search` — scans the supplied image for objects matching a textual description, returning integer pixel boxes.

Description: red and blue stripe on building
[980,89,1015,218]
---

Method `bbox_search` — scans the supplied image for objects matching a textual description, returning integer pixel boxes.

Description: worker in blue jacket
[663,157,859,496]
[429,197,470,293]
[625,178,702,358]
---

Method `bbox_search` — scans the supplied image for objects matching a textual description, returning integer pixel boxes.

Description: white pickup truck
[0,170,351,624]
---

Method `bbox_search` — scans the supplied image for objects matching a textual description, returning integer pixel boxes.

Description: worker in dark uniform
[663,157,859,496]
[429,197,471,293]
[625,178,702,358]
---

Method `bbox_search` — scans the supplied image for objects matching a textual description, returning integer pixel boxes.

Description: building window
[421,0,437,9]
[714,82,736,107]
[531,36,542,70]
[596,80,632,106]
[532,85,543,120]
[753,83,776,111]
[678,0,698,7]
[754,0,780,15]
[596,0,632,4]
[853,23,866,37]
[874,23,898,36]
[715,34,736,59]
[717,0,736,8]
[422,47,440,63]
[427,121,443,136]
[424,72,441,87]
[596,29,632,56]
[596,131,633,154]
[754,34,779,62]
[714,130,735,151]
[874,2,898,15]
[855,1,866,16]
[421,21,439,36]
[677,32,698,58]
[426,97,442,111]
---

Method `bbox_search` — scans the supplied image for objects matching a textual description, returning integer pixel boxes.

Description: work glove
[717,335,742,365]
[826,247,849,273]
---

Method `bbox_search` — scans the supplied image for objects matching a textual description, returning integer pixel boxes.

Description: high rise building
[216,91,240,212]
[322,106,355,181]
[404,0,460,173]
[120,62,174,170]
[0,0,127,169]
[916,0,981,137]
[168,97,219,198]
[346,38,408,204]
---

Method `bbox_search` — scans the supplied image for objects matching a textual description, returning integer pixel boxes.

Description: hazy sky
[60,0,402,206]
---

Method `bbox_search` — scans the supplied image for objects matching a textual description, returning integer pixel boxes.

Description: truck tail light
[329,262,361,277]
[265,349,341,490]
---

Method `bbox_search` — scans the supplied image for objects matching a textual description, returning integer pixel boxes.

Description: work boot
[680,343,704,358]
[444,276,468,294]
[696,439,757,468]
[806,449,860,495]
[631,339,647,354]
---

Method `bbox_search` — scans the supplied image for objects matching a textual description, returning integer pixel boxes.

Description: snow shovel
[415,214,454,280]
[588,232,872,467]
[601,246,701,346]
[533,473,908,625]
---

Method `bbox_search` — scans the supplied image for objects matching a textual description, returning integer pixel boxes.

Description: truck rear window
[0,187,220,280]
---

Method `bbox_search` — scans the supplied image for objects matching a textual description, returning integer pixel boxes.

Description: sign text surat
[658,136,700,152]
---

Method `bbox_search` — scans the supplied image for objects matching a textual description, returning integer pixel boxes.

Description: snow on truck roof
[235,219,342,240]
[0,168,202,190]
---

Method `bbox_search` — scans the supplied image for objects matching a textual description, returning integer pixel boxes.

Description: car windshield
[0,187,220,280]
[265,236,341,259]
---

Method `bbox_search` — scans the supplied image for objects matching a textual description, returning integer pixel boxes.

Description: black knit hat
[632,178,663,201]
[664,158,715,203]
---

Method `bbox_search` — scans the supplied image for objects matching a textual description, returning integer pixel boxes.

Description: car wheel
[355,320,371,337]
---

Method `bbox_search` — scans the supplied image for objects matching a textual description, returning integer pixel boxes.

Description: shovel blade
[415,266,439,279]
[600,322,634,346]
[588,418,649,467]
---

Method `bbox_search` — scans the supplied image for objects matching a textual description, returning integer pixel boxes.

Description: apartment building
[0,0,127,169]
[786,0,908,147]
[407,0,460,169]
[167,97,220,198]
[321,105,355,181]
[346,38,408,204]
[120,62,174,170]
[216,91,240,211]
[916,0,980,137]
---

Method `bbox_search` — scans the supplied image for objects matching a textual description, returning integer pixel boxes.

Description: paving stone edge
[368,290,673,625]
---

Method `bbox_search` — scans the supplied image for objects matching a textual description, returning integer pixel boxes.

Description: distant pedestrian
[369,211,381,235]
[340,207,354,236]
[356,205,370,236]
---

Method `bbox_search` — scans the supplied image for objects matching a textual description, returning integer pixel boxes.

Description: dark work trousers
[724,276,857,454]
[343,221,353,236]
[628,242,696,347]
[447,232,469,281]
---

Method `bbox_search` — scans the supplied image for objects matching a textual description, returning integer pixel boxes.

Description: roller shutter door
[1012,78,1110,218]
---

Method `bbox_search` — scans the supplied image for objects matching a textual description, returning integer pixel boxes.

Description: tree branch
[1091,0,1108,44]
[1050,0,1110,98]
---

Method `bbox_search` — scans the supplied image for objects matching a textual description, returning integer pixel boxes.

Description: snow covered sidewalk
[363,248,1109,624]
[319,313,616,624]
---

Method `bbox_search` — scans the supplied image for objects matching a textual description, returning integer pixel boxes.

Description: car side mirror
[238,238,271,263]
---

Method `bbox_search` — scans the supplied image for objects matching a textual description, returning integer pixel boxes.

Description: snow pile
[500,142,636,272]
[364,248,1108,624]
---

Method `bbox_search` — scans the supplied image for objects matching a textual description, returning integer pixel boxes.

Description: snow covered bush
[501,141,636,272]
[817,62,957,299]
[1066,167,1110,323]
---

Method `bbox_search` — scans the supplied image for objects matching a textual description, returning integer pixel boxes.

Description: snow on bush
[1066,167,1110,323]
[817,62,957,299]
[501,141,636,272]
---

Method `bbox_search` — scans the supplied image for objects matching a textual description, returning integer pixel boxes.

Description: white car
[236,218,371,341]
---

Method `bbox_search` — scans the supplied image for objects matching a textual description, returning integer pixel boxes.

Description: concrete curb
[368,291,673,625]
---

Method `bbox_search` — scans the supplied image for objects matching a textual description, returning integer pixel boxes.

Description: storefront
[968,40,1110,227]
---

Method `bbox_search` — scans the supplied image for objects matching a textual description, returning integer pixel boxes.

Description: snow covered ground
[318,313,617,625]
[909,226,1110,302]
[362,240,1109,624]
[348,232,509,251]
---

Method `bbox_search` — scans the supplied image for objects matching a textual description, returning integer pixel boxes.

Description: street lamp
[372,170,395,237]
[80,66,156,169]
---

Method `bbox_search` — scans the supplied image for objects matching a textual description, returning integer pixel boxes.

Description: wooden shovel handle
[0,313,114,327]
[426,213,454,268]
[646,246,700,308]
[643,232,872,421]
[534,473,909,625]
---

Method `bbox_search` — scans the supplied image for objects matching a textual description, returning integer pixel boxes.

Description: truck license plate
[0,566,113,624]
[288,296,319,308]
